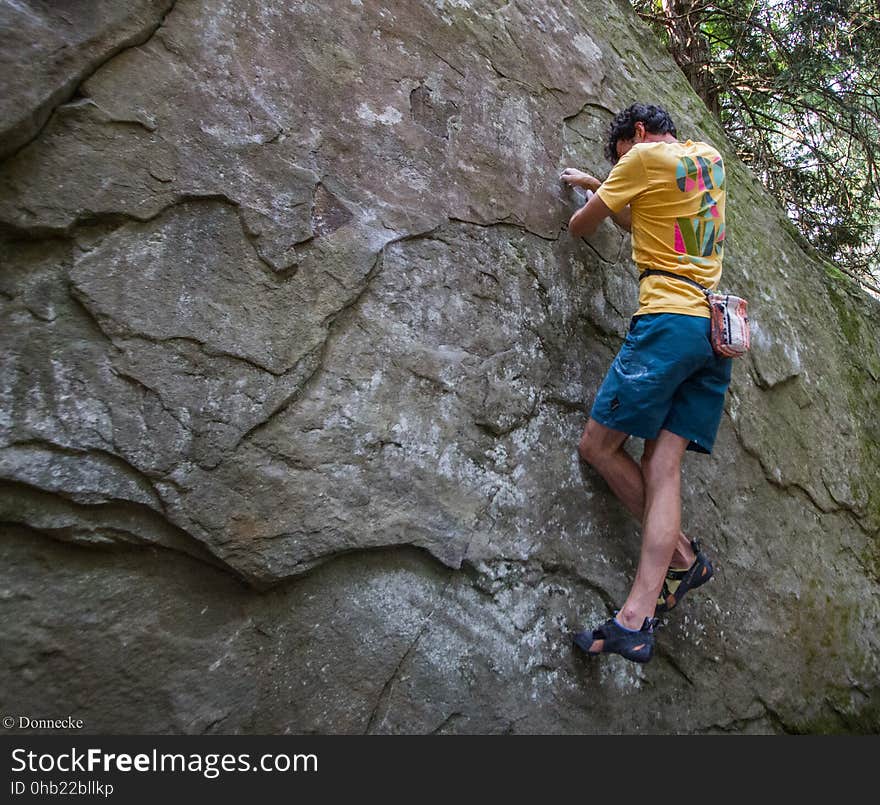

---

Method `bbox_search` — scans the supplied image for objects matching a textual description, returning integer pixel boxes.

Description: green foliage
[632,0,880,294]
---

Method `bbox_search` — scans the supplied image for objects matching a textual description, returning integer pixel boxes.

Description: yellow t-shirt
[596,139,726,318]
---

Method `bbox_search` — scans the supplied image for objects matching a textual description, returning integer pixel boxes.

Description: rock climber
[560,102,732,663]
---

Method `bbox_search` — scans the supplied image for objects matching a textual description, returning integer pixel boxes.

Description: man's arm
[560,168,632,234]
[568,192,615,238]
[609,203,632,232]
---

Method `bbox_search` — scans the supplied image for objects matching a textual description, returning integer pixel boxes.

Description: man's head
[605,103,678,164]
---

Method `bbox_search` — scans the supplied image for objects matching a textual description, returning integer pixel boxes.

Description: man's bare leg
[616,429,690,628]
[578,418,695,567]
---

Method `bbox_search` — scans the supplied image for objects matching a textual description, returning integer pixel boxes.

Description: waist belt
[638,268,712,297]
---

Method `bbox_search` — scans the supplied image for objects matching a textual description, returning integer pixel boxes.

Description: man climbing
[560,103,732,664]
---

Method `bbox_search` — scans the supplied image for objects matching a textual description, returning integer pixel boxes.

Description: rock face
[1,0,878,734]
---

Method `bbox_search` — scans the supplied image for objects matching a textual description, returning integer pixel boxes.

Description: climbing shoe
[571,616,658,664]
[656,538,714,614]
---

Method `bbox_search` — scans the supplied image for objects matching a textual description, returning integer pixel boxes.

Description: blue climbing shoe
[656,538,714,614]
[571,616,658,664]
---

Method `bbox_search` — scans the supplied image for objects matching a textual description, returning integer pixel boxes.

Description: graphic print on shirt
[674,155,725,264]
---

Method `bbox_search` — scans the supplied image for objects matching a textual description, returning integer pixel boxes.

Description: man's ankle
[672,540,696,568]
[616,607,647,630]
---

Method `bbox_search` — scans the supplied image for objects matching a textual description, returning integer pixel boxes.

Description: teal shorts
[590,312,732,454]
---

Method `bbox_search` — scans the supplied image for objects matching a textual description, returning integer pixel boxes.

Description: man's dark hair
[605,103,677,163]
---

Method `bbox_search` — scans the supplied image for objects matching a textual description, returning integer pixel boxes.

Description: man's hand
[561,166,632,234]
[560,167,602,193]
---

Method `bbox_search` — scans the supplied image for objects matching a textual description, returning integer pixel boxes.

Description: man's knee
[640,433,688,483]
[578,431,601,465]
[578,421,622,467]
[641,452,677,485]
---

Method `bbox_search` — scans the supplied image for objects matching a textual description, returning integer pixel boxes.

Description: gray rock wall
[1,0,878,733]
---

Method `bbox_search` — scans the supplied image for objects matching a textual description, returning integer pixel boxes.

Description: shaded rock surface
[1,0,878,733]
[0,0,175,160]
